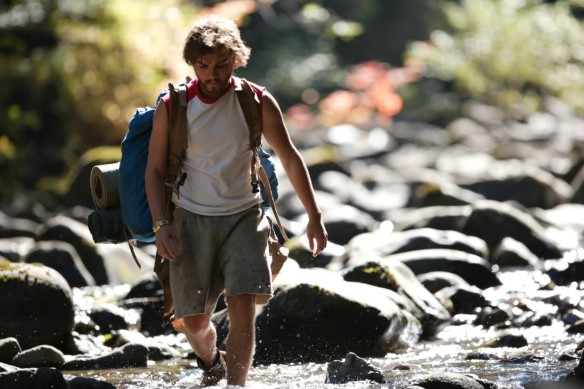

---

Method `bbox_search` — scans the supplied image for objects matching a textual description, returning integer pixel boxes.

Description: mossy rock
[0,260,74,350]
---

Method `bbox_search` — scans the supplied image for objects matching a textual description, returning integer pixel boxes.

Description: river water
[65,268,584,388]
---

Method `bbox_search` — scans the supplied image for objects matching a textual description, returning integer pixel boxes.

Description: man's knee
[182,314,212,336]
[227,294,256,321]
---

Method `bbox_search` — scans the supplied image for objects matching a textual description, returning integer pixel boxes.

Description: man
[145,14,328,387]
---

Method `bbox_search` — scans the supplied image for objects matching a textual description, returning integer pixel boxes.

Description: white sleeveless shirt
[163,77,263,216]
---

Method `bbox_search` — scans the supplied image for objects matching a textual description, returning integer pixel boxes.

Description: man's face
[194,51,234,99]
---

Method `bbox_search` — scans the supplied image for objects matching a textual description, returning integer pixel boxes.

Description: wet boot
[197,349,226,387]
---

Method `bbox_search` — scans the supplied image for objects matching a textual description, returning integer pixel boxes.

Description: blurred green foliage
[406,0,584,117]
[0,0,445,207]
[3,0,583,208]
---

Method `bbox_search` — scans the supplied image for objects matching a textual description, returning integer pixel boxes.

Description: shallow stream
[66,269,584,388]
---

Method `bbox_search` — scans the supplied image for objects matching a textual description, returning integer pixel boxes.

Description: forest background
[1,0,584,209]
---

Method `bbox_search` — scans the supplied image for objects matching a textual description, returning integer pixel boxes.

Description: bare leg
[181,314,218,367]
[225,294,256,387]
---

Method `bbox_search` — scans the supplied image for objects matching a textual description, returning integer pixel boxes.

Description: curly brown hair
[183,14,251,69]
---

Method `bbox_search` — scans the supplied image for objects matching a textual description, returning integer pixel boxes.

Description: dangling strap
[258,163,289,241]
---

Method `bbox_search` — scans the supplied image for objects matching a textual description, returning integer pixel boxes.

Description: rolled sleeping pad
[90,162,120,209]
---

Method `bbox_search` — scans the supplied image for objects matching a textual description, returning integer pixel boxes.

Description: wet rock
[417,271,470,294]
[384,248,501,289]
[343,227,489,262]
[67,376,117,389]
[103,329,181,361]
[0,210,40,239]
[343,261,400,291]
[119,297,170,337]
[462,200,563,260]
[23,240,96,287]
[343,258,450,338]
[483,332,529,348]
[247,265,411,364]
[317,205,376,245]
[500,350,544,364]
[12,345,66,368]
[0,260,74,350]
[0,365,67,389]
[407,181,484,208]
[124,272,162,299]
[285,234,345,269]
[63,343,148,370]
[325,352,385,384]
[0,338,21,363]
[435,285,487,315]
[492,237,541,268]
[465,350,498,361]
[38,214,109,285]
[389,204,471,232]
[88,303,130,334]
[473,306,510,328]
[460,161,573,209]
[404,372,489,389]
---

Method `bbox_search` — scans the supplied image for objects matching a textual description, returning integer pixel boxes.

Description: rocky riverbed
[1,100,584,388]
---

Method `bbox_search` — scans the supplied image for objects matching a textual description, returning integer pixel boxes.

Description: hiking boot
[197,349,226,387]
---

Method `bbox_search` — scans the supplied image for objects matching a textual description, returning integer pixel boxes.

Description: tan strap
[258,164,289,241]
[165,83,188,216]
[236,78,262,193]
[124,228,142,269]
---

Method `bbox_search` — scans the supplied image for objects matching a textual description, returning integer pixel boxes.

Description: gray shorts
[170,205,272,319]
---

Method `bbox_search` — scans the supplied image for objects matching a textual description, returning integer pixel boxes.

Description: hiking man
[145,14,328,387]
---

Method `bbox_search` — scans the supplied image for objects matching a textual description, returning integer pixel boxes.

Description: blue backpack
[119,79,280,243]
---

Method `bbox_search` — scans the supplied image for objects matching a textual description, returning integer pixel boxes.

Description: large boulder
[0,261,74,350]
[462,200,563,259]
[219,263,415,364]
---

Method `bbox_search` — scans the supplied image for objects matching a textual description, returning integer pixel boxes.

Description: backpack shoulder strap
[235,77,289,242]
[162,81,189,214]
[235,77,262,192]
[166,82,188,190]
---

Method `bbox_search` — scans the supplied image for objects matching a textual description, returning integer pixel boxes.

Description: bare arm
[145,102,180,259]
[261,92,328,256]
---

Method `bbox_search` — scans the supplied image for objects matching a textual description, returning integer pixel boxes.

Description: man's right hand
[155,226,181,260]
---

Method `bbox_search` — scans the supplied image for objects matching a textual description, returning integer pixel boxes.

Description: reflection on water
[67,269,583,388]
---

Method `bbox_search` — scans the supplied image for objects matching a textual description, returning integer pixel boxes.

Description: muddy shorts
[170,205,273,319]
